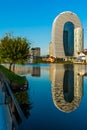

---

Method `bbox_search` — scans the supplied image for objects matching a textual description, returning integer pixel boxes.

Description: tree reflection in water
[15,91,32,118]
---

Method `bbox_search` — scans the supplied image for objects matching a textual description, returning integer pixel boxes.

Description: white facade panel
[74,28,84,57]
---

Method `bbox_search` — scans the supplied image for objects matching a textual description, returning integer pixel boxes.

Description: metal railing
[0,71,31,130]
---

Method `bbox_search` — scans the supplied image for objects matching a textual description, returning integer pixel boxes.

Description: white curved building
[52,11,84,58]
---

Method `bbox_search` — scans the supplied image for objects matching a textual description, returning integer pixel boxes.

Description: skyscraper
[52,11,84,58]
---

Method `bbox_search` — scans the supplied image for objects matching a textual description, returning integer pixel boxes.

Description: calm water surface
[5,63,87,130]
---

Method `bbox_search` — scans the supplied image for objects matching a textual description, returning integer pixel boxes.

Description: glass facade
[63,22,74,56]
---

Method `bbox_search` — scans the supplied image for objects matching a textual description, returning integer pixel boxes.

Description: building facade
[31,47,40,57]
[52,11,84,58]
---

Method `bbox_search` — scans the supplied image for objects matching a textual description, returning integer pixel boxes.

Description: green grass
[0,64,26,85]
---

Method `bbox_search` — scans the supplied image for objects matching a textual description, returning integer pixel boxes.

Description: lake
[3,63,87,130]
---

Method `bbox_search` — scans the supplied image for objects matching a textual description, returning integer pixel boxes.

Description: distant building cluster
[28,11,87,63]
[42,56,55,63]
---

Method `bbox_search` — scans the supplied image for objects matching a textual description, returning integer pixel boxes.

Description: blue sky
[0,0,87,55]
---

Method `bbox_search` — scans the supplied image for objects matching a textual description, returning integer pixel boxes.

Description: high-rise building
[31,47,40,57]
[52,11,84,58]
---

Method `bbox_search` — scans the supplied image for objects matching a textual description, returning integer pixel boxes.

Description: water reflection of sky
[24,64,87,130]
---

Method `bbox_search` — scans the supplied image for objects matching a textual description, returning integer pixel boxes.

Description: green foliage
[0,64,26,85]
[15,91,29,104]
[33,57,43,63]
[55,58,65,63]
[0,33,31,69]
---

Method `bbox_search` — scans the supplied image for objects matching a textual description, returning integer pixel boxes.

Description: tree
[0,33,31,71]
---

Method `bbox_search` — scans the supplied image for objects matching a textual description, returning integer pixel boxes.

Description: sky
[0,0,87,55]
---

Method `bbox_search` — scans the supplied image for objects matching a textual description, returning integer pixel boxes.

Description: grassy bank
[0,64,26,85]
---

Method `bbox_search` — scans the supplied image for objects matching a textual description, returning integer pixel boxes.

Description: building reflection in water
[63,65,74,103]
[2,64,32,75]
[31,66,41,77]
[50,64,83,113]
[3,64,41,77]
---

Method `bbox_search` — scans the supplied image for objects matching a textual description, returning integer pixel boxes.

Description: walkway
[0,81,12,130]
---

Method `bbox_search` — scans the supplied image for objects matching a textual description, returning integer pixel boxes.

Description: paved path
[0,81,12,130]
